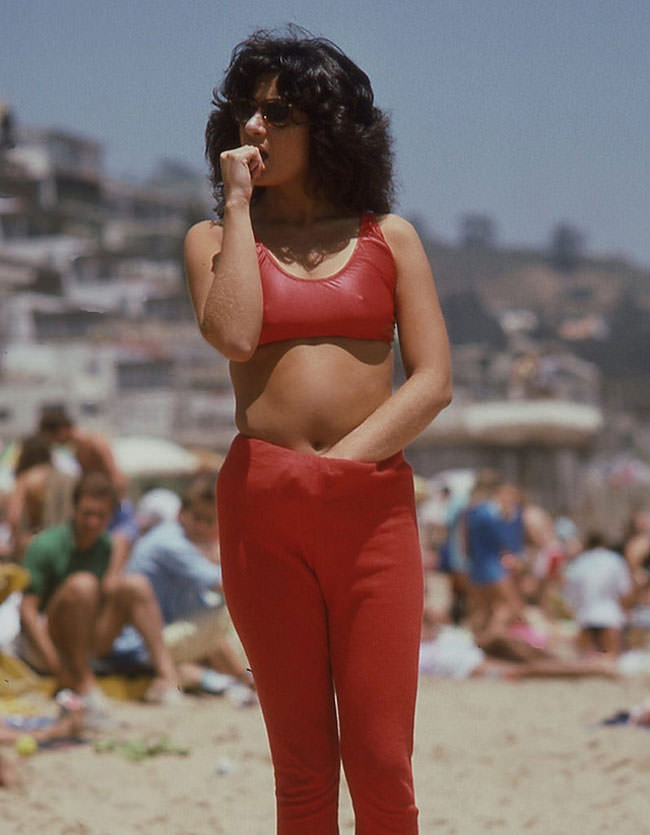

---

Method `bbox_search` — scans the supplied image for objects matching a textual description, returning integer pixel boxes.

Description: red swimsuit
[256,212,396,346]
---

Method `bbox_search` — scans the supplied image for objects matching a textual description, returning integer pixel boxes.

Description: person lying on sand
[419,625,618,681]
[0,709,84,788]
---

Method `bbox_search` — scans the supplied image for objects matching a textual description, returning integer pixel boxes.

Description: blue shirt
[498,507,524,557]
[466,501,509,586]
[126,520,221,624]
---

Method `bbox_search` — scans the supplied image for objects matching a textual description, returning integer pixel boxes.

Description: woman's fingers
[246,147,266,182]
[220,145,265,194]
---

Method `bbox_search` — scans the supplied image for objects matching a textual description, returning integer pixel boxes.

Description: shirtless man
[38,407,128,497]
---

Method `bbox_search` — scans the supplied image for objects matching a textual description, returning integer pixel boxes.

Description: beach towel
[0,651,53,698]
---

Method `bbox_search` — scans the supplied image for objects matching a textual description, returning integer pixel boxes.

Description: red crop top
[256,212,396,347]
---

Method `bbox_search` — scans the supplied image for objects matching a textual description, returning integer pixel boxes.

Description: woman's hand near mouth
[220,145,266,205]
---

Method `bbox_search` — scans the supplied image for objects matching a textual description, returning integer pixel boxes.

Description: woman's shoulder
[184,219,224,250]
[373,213,422,254]
[184,220,226,274]
[375,212,419,236]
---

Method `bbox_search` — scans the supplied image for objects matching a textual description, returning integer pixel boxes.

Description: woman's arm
[323,215,452,462]
[184,146,265,361]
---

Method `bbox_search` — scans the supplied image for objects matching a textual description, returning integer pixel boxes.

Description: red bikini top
[256,212,396,347]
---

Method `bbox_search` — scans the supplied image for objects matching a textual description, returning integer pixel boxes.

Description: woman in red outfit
[185,28,451,834]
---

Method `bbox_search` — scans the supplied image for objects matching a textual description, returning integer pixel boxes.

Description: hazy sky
[3,1,649,266]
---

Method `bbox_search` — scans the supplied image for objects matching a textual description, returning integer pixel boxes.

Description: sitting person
[106,487,183,584]
[38,407,135,560]
[109,476,254,702]
[17,472,180,724]
[563,531,643,657]
[6,435,74,560]
[38,407,128,498]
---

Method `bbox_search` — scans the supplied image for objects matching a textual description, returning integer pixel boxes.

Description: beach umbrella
[111,436,200,478]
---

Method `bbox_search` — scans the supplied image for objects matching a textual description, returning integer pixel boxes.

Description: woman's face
[237,75,310,190]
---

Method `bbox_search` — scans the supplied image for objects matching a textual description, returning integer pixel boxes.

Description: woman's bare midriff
[230,337,393,454]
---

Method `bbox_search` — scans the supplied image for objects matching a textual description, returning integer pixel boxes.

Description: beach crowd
[419,468,650,686]
[1,408,650,787]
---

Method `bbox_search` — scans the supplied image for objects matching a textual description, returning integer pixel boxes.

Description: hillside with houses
[1,105,649,525]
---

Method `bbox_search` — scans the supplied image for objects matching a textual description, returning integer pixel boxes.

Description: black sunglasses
[229,98,297,128]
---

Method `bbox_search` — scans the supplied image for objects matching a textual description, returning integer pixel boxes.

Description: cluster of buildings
[0,104,237,452]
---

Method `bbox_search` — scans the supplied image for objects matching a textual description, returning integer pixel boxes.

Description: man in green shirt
[19,472,179,709]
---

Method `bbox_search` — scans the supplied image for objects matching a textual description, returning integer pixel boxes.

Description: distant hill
[413,222,650,416]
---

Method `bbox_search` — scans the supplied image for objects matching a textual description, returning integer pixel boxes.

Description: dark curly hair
[205,26,395,217]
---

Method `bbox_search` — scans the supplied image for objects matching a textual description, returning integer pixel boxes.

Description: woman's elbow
[430,391,452,421]
[425,374,453,417]
[198,321,258,362]
[438,380,453,410]
[224,342,257,362]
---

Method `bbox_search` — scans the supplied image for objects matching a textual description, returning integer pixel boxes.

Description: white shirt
[564,547,632,628]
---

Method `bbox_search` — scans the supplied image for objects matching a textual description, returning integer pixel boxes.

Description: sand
[2,674,649,834]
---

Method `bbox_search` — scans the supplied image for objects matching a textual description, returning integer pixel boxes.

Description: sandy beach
[2,673,648,835]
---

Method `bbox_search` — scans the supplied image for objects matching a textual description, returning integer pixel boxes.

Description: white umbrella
[111,436,200,478]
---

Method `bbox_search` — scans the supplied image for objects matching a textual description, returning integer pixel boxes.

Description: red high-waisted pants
[217,435,423,834]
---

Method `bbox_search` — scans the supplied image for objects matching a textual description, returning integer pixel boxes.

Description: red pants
[217,435,423,834]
